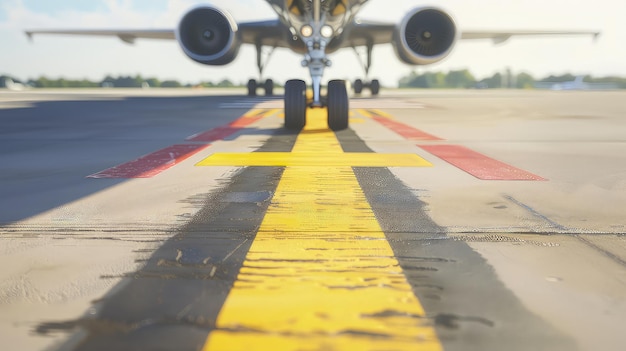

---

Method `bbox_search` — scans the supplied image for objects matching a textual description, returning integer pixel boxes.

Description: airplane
[25,0,599,131]
[1,77,29,91]
[534,75,618,91]
[544,75,589,90]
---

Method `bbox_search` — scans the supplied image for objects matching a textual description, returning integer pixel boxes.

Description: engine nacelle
[393,7,458,65]
[176,6,240,65]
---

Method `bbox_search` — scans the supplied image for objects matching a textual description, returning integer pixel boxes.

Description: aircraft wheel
[353,79,364,94]
[327,80,349,131]
[247,79,257,96]
[370,79,380,96]
[284,79,306,130]
[264,79,274,96]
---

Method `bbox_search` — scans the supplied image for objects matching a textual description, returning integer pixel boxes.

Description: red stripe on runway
[420,145,546,181]
[88,144,209,179]
[187,115,265,142]
[372,116,443,141]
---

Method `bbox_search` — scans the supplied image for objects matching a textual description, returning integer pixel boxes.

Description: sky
[1,0,625,87]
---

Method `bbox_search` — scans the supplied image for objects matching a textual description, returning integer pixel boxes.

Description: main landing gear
[352,45,380,96]
[247,79,274,96]
[284,79,349,132]
[353,79,380,96]
[247,44,276,96]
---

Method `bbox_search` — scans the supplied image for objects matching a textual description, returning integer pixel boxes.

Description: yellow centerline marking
[202,109,442,350]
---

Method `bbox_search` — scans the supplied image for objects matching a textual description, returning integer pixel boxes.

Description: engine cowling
[393,7,458,65]
[176,6,240,65]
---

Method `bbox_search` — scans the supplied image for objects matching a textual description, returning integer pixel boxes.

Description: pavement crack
[575,235,626,268]
[503,194,569,232]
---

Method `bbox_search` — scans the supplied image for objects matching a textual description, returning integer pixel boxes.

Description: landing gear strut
[247,43,276,97]
[282,1,350,131]
[352,44,381,96]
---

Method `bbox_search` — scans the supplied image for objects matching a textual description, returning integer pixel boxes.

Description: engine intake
[393,8,458,65]
[176,6,240,65]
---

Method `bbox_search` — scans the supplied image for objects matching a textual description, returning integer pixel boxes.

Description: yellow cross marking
[196,113,432,168]
[202,109,443,351]
[197,152,430,167]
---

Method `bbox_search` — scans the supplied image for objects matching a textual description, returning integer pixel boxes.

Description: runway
[0,88,625,351]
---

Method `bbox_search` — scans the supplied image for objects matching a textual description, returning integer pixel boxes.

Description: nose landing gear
[284,79,349,131]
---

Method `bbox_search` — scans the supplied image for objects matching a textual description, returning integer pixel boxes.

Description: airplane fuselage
[265,0,369,54]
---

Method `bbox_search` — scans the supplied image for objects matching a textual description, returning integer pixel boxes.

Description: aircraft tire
[353,79,364,94]
[247,79,257,97]
[370,79,380,96]
[327,80,349,131]
[284,79,306,130]
[264,79,274,96]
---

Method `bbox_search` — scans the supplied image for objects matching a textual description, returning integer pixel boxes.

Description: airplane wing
[460,30,601,44]
[26,22,599,49]
[25,29,176,44]
[25,20,293,47]
[342,21,394,47]
[342,21,600,48]
[238,20,292,48]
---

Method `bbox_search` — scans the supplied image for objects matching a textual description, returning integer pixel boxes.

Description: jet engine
[176,6,240,65]
[393,8,458,65]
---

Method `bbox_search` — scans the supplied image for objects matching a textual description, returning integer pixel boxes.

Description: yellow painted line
[349,117,365,124]
[262,108,281,118]
[357,108,374,118]
[202,109,442,351]
[372,109,395,119]
[197,152,430,167]
[242,108,265,118]
[240,108,280,119]
[197,112,432,168]
[358,108,394,119]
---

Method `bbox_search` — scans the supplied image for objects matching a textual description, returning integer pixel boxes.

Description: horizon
[5,71,625,93]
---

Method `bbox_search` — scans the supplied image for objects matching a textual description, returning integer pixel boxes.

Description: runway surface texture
[1,89,625,351]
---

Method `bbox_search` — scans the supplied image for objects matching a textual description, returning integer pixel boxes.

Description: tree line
[3,71,626,89]
[399,70,626,89]
[0,74,238,89]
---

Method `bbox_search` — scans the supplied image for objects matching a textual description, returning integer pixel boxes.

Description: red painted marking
[88,144,209,179]
[187,115,265,142]
[420,145,546,181]
[372,116,443,141]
